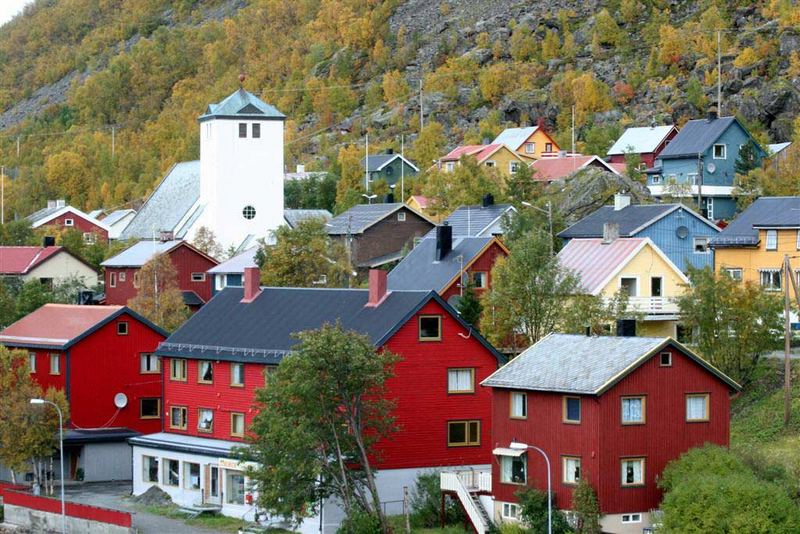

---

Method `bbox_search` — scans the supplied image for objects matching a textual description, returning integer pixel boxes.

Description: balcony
[609,296,681,319]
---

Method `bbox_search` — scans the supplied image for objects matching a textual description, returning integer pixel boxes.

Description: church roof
[199,88,285,122]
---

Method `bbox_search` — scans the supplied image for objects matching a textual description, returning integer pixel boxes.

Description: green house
[361,150,419,188]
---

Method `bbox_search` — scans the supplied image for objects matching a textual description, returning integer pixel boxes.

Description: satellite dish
[676,226,689,239]
[113,393,128,409]
[707,162,716,174]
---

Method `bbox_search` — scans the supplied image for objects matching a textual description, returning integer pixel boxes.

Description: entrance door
[205,465,221,505]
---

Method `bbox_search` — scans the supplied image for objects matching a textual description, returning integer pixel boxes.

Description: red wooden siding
[40,211,108,241]
[28,349,68,393]
[103,267,139,306]
[4,490,132,527]
[441,241,507,301]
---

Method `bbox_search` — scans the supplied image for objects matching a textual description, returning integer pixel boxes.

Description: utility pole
[16,136,20,159]
[1,165,4,225]
[400,134,405,201]
[365,133,369,192]
[697,153,704,218]
[717,30,722,115]
[571,105,576,172]
[784,254,792,428]
[111,126,116,158]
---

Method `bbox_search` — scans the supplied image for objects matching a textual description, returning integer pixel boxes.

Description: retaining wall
[3,489,133,534]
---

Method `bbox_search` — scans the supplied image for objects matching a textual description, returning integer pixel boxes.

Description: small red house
[129,268,504,523]
[0,304,167,482]
[607,125,678,169]
[478,334,739,533]
[27,200,109,243]
[100,239,218,308]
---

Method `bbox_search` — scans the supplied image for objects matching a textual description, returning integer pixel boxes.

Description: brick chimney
[241,267,262,303]
[366,269,388,307]
[536,117,546,130]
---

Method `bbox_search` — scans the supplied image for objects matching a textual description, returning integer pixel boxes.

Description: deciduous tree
[192,226,223,260]
[572,478,602,533]
[127,252,190,331]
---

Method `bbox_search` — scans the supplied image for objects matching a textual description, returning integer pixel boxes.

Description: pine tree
[456,283,483,326]
[735,140,760,175]
[572,478,602,534]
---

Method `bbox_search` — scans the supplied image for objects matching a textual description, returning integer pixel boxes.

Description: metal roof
[361,154,419,172]
[101,240,183,267]
[711,196,800,247]
[326,203,432,235]
[129,432,240,458]
[768,142,791,155]
[492,127,539,151]
[658,116,744,158]
[557,238,647,294]
[430,204,515,237]
[607,125,675,155]
[208,246,258,275]
[0,246,66,274]
[531,155,620,181]
[284,209,332,229]
[102,209,136,227]
[558,203,719,239]
[198,88,285,122]
[387,237,495,292]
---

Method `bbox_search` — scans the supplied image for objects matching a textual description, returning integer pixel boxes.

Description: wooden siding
[39,211,108,241]
[343,206,434,267]
[441,241,508,300]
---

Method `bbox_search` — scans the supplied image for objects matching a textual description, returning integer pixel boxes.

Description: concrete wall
[80,443,133,482]
[5,504,133,534]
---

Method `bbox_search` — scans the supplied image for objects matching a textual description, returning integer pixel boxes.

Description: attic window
[252,123,261,138]
[397,212,406,222]
[238,123,247,138]
[117,322,129,335]
[524,142,535,154]
[64,219,74,226]
[660,352,672,367]
[713,144,726,159]
[419,315,442,341]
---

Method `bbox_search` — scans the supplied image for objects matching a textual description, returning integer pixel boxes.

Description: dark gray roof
[65,428,139,444]
[284,209,332,228]
[711,197,800,247]
[361,154,395,171]
[482,333,739,394]
[326,203,429,235]
[388,237,494,292]
[199,88,285,122]
[658,116,739,158]
[182,291,205,307]
[558,203,718,239]
[157,286,503,364]
[432,204,515,238]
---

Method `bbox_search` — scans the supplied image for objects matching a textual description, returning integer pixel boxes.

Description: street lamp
[510,441,552,534]
[30,398,65,534]
[362,193,378,204]
[521,201,553,255]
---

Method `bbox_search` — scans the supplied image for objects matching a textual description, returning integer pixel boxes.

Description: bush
[516,488,573,534]
[337,507,381,534]
[410,472,465,528]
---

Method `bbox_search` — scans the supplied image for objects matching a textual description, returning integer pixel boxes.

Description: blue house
[645,112,765,221]
[558,194,721,272]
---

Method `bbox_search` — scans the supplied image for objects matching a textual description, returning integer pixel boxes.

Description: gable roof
[531,155,620,181]
[361,154,419,173]
[27,205,110,232]
[659,116,761,159]
[0,246,83,275]
[157,287,504,365]
[325,203,433,235]
[558,203,720,239]
[492,127,540,151]
[481,333,740,394]
[433,204,516,238]
[101,240,217,268]
[207,246,258,275]
[0,304,167,350]
[711,196,800,247]
[407,195,430,209]
[387,236,505,292]
[768,142,792,156]
[607,125,676,155]
[102,209,136,227]
[440,144,521,164]
[284,209,332,229]
[199,88,285,122]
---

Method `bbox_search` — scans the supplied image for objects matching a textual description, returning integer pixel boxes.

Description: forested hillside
[0,0,798,218]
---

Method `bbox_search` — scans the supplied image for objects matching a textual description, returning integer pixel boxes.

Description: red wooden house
[607,125,678,169]
[0,304,167,482]
[477,334,739,533]
[129,267,504,524]
[100,239,218,308]
[27,200,109,243]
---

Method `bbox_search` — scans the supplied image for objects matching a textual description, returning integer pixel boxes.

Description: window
[184,462,200,490]
[231,412,245,437]
[445,161,455,172]
[83,232,96,244]
[484,160,496,168]
[621,458,645,486]
[170,359,187,381]
[198,361,214,384]
[650,175,662,185]
[397,212,406,222]
[500,455,526,484]
[721,268,743,281]
[242,205,256,220]
[759,269,781,291]
[545,143,553,152]
[447,368,475,394]
[419,315,442,341]
[686,393,710,422]
[637,162,647,171]
[117,322,128,335]
[621,514,642,524]
[705,198,714,220]
[660,351,672,367]
[198,408,214,432]
[170,406,187,430]
[164,459,179,486]
[510,392,527,419]
[109,272,117,288]
[238,123,247,138]
[766,230,778,250]
[562,456,581,485]
[688,173,699,185]
[64,218,74,227]
[524,142,535,154]
[49,353,60,375]
[252,123,261,138]
[620,277,637,297]
[472,271,487,289]
[650,277,662,297]
[140,398,160,419]
[231,362,245,387]
[133,271,140,288]
[693,237,710,254]
[191,272,206,282]
[142,456,158,483]
[713,143,726,159]
[621,396,646,425]
[29,352,36,373]
[140,353,160,374]
[447,420,480,447]
[118,272,126,282]
[563,396,581,424]
[509,161,520,174]
[502,503,519,520]
[226,472,246,504]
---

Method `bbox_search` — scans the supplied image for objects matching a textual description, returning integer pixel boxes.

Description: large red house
[129,268,504,525]
[27,200,109,243]
[477,334,739,534]
[100,239,218,308]
[0,304,167,482]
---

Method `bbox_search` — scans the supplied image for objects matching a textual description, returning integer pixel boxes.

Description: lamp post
[30,398,65,534]
[362,193,378,205]
[510,441,551,534]
[521,201,553,255]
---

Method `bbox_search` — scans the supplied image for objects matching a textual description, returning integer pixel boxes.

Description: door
[650,277,663,297]
[205,465,221,505]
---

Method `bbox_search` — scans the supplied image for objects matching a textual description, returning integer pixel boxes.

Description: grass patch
[138,503,269,533]
[387,514,469,533]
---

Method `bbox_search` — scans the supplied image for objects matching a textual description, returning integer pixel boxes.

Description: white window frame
[109,272,117,288]
[500,454,527,485]
[447,368,475,394]
[183,461,201,490]
[501,502,519,520]
[621,396,646,425]
[686,393,710,422]
[82,232,96,244]
[29,352,36,373]
[562,456,581,485]
[693,237,710,254]
[231,362,245,387]
[484,160,496,168]
[524,142,535,154]
[198,361,214,384]
[759,269,781,291]
[510,392,527,419]
[509,161,520,174]
[721,268,743,281]
[49,353,60,375]
[650,175,662,185]
[191,272,206,282]
[472,271,488,289]
[796,230,800,251]
[142,455,159,483]
[64,218,74,227]
[621,458,645,486]
[118,272,126,282]
[619,276,639,297]
[659,351,672,367]
[397,212,406,222]
[164,458,179,487]
[140,353,160,374]
[197,408,214,433]
[621,513,642,524]
[713,143,727,159]
[445,161,455,172]
[705,197,714,220]
[766,230,778,251]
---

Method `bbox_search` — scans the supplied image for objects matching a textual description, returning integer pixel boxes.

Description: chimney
[159,230,174,242]
[47,200,56,209]
[435,223,453,261]
[482,193,494,207]
[614,193,631,211]
[536,117,546,130]
[42,236,56,247]
[616,319,636,337]
[557,150,568,158]
[385,192,395,204]
[241,267,261,303]
[296,164,305,174]
[602,222,619,244]
[367,269,388,306]
[707,108,718,121]
[385,148,394,155]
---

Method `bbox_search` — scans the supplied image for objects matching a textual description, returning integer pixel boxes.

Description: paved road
[764,350,800,360]
[63,482,226,534]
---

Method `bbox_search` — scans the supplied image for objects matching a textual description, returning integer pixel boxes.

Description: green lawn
[387,514,470,533]
[138,504,269,533]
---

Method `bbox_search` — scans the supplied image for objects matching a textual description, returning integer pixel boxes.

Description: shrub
[516,487,573,534]
[410,472,465,528]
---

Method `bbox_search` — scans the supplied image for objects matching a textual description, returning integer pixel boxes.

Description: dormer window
[238,123,247,138]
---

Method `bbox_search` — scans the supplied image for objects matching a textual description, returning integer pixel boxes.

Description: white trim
[647,184,734,197]
[712,143,727,159]
[473,206,518,237]
[590,238,689,296]
[624,204,721,236]
[492,447,525,457]
[375,154,420,173]
[619,275,640,298]
[30,206,111,232]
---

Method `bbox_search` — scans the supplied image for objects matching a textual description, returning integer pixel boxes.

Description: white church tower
[195,85,285,250]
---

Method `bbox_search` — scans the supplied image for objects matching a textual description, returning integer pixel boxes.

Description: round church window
[242,205,256,220]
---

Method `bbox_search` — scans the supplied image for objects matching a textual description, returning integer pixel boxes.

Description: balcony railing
[607,296,680,317]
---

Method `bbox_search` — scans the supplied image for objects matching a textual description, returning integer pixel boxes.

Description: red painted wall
[4,490,132,527]
[441,242,507,301]
[607,128,677,169]
[29,349,68,393]
[40,211,108,241]
[103,267,139,306]
[490,345,732,514]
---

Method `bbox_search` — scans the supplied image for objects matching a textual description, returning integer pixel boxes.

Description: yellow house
[405,195,444,222]
[492,125,561,160]
[558,235,689,337]
[435,144,527,179]
[711,197,800,300]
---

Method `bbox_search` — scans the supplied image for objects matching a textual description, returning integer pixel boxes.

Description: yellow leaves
[44,151,92,209]
[541,30,561,62]
[552,70,612,126]
[382,70,410,108]
[657,24,686,66]
[594,8,622,47]
[409,121,446,171]
[734,47,759,69]
[479,63,514,105]
[509,23,537,62]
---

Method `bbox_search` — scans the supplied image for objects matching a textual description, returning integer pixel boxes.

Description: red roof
[0,246,65,274]
[531,155,620,182]
[0,304,124,348]
[440,144,504,163]
[408,195,431,208]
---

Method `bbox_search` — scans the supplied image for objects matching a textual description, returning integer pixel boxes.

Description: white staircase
[440,469,492,534]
